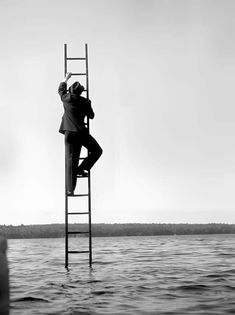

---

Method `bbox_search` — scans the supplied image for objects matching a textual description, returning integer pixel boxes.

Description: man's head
[69,81,84,95]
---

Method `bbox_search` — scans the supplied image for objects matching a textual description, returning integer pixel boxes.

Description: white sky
[1,0,235,225]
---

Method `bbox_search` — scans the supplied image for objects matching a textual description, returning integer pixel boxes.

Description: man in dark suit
[58,72,102,195]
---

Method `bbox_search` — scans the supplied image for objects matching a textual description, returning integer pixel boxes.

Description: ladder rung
[71,73,86,76]
[67,231,89,234]
[68,250,89,254]
[68,212,89,215]
[66,89,87,92]
[72,193,89,197]
[67,57,86,60]
[77,174,88,178]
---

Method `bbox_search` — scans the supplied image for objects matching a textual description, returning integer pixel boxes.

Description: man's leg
[72,134,82,187]
[65,131,73,194]
[65,131,77,194]
[77,132,103,173]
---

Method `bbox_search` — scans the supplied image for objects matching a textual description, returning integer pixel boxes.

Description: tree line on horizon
[0,223,235,239]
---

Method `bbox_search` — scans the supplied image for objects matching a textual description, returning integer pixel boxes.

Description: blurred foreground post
[0,237,9,315]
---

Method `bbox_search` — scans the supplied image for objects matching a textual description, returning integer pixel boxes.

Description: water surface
[8,234,235,314]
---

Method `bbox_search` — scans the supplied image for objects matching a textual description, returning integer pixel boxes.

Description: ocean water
[7,234,235,315]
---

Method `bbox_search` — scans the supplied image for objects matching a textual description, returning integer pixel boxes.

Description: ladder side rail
[64,43,69,268]
[64,44,67,76]
[85,43,92,268]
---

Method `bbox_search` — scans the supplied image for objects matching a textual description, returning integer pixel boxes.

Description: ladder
[64,43,92,268]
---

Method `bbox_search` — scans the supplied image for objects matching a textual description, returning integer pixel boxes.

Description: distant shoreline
[1,223,235,239]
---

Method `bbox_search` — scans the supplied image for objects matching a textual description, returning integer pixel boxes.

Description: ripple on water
[7,235,235,314]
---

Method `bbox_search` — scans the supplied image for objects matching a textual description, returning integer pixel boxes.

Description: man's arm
[63,72,72,83]
[58,72,72,101]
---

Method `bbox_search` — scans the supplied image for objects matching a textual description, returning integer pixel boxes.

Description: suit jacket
[58,82,94,134]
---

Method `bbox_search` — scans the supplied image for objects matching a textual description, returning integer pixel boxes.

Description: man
[58,72,102,195]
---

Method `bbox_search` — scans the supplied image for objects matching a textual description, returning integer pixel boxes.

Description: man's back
[58,82,94,134]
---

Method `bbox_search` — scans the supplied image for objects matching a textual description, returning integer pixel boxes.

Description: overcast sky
[1,0,235,225]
